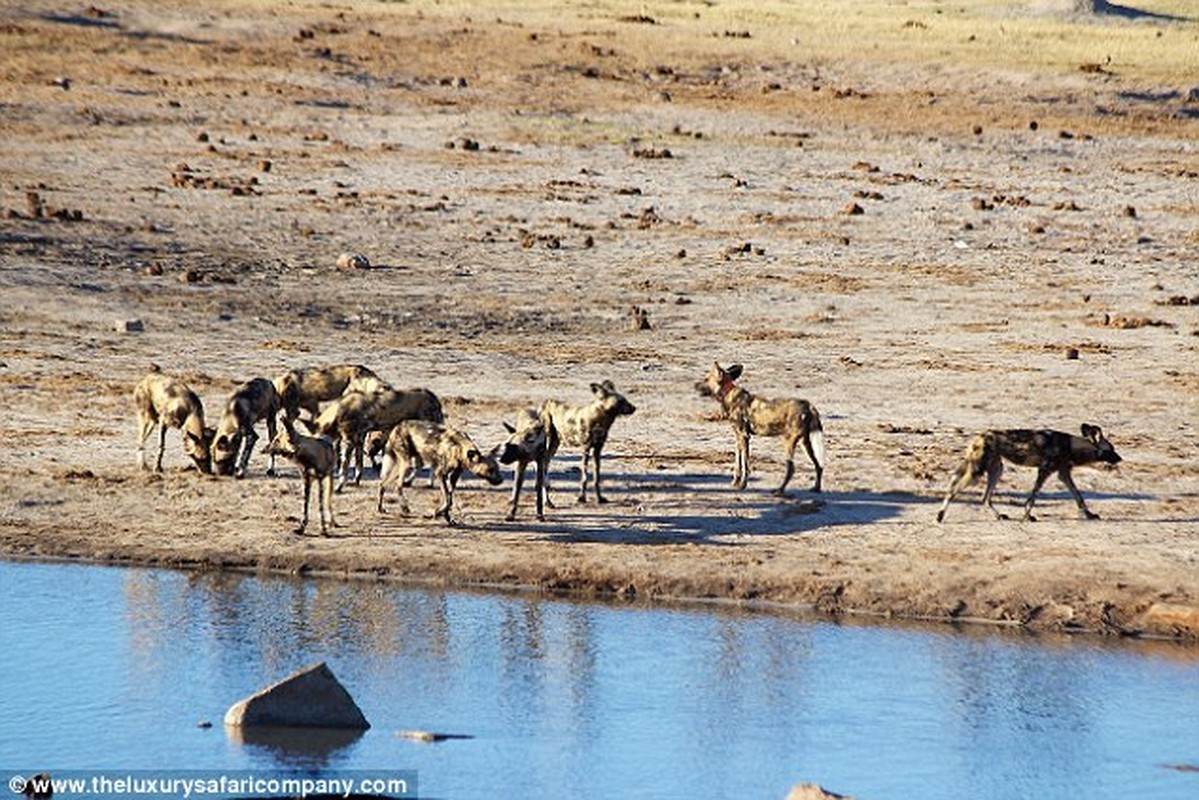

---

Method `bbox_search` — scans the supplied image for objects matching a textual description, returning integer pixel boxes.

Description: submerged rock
[224,661,370,729]
[785,785,855,800]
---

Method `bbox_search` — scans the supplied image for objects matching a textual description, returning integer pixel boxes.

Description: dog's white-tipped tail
[810,426,826,471]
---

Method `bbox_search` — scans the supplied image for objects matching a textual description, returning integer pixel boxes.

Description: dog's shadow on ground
[509,487,924,545]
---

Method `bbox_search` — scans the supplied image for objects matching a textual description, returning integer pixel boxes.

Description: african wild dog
[212,377,281,477]
[376,420,503,524]
[273,364,388,424]
[264,420,337,535]
[500,407,558,521]
[540,380,636,504]
[695,362,824,495]
[132,364,212,473]
[308,387,444,489]
[935,424,1122,522]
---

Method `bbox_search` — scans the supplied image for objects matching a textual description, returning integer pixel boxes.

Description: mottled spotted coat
[133,364,212,474]
[212,377,280,478]
[377,420,503,524]
[540,380,636,504]
[500,407,558,521]
[936,425,1122,522]
[696,362,824,495]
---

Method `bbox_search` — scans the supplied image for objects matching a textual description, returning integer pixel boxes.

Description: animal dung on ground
[335,252,371,270]
[224,661,370,729]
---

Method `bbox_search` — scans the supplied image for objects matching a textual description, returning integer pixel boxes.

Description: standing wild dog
[500,408,558,521]
[935,424,1122,522]
[265,421,337,535]
[132,364,212,473]
[212,377,281,477]
[273,364,388,424]
[308,387,444,489]
[376,420,503,524]
[695,362,824,495]
[540,380,636,504]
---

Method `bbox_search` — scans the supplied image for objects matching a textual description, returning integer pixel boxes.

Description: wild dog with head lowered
[935,424,1122,522]
[695,362,824,495]
[540,380,636,504]
[212,377,281,478]
[500,407,557,521]
[132,364,212,473]
[265,420,337,535]
[376,420,503,524]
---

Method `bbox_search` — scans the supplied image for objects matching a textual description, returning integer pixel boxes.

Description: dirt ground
[1,0,1196,640]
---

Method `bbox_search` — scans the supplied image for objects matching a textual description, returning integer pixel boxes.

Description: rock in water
[785,785,853,800]
[224,662,370,729]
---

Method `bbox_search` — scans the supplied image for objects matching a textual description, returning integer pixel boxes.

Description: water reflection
[225,726,365,770]
[2,560,1197,800]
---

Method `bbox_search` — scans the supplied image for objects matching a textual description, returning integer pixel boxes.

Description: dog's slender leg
[334,436,350,493]
[1058,467,1099,520]
[930,460,978,522]
[506,462,526,521]
[935,463,974,523]
[1020,466,1053,522]
[296,472,310,534]
[981,457,1007,519]
[593,445,609,503]
[543,464,556,510]
[136,414,155,471]
[154,423,169,472]
[576,449,590,503]
[395,461,411,515]
[534,458,548,521]
[774,436,798,496]
[323,474,336,531]
[432,470,454,523]
[801,428,824,492]
[239,428,258,478]
[350,432,365,486]
[774,460,794,497]
[265,416,277,477]
[733,429,750,489]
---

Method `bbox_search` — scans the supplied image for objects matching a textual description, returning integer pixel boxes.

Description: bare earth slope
[1,0,1196,639]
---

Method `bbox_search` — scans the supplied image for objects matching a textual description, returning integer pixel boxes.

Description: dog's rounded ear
[725,364,744,380]
[467,448,481,461]
[590,382,605,396]
[503,422,516,434]
[601,379,616,392]
[1081,423,1100,441]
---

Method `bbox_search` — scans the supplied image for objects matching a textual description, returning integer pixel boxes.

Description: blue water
[1,560,1197,799]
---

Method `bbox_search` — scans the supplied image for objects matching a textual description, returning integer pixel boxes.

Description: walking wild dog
[935,425,1122,522]
[696,362,825,495]
[540,380,636,504]
[500,408,558,521]
[212,378,281,477]
[265,421,337,535]
[133,364,212,473]
[273,364,388,423]
[376,420,503,524]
